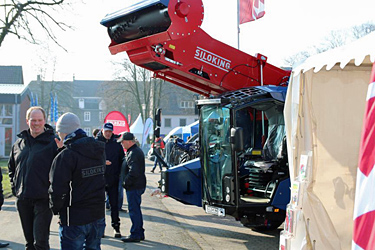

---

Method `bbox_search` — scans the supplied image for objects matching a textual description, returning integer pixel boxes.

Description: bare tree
[352,22,375,39]
[27,75,74,123]
[99,60,165,124]
[314,29,348,54]
[0,0,71,49]
[284,22,375,66]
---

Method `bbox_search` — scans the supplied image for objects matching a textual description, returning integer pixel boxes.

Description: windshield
[201,105,232,202]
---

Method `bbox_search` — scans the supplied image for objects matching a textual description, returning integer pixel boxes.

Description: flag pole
[237,0,240,49]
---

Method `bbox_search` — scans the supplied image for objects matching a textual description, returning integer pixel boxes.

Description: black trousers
[16,198,52,250]
[106,184,120,229]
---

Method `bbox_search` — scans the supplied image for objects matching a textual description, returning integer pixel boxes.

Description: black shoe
[0,242,9,248]
[150,169,154,173]
[119,208,127,213]
[114,229,121,238]
[121,236,141,242]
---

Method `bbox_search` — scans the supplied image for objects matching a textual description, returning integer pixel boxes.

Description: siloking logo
[194,46,231,72]
[106,120,126,127]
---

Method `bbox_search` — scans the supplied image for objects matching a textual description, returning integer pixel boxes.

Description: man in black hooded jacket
[8,106,58,250]
[96,122,125,238]
[49,112,106,249]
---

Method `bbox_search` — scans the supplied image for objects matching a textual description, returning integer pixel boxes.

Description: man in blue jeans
[118,132,146,242]
[49,113,106,249]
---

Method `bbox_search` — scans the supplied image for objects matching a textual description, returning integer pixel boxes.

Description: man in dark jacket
[8,106,58,250]
[96,122,125,238]
[49,112,106,249]
[0,168,9,248]
[118,132,146,242]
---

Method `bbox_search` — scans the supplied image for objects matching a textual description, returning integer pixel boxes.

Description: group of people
[4,106,147,249]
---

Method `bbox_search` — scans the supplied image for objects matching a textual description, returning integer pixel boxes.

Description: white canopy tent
[281,32,375,250]
[129,113,144,142]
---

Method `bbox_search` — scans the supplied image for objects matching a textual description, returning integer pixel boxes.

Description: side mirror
[230,127,243,152]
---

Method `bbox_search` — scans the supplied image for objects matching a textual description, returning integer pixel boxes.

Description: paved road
[0,159,281,249]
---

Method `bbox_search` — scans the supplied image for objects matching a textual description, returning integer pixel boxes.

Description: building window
[179,118,186,126]
[99,112,104,123]
[84,112,91,121]
[84,127,91,136]
[0,104,13,116]
[79,98,85,109]
[180,101,194,109]
[99,100,106,110]
[164,118,171,127]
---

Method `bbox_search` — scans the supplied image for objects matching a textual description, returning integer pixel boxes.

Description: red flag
[353,62,375,250]
[239,0,265,24]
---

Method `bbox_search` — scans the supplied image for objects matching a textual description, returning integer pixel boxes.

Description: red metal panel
[105,0,290,96]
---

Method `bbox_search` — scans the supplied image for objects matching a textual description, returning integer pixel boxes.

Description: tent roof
[130,114,144,134]
[293,32,375,76]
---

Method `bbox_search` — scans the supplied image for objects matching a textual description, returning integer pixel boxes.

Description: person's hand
[106,160,112,165]
[54,138,64,149]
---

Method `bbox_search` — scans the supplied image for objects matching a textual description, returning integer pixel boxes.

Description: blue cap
[103,122,114,131]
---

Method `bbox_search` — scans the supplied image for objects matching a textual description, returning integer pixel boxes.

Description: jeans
[126,188,145,239]
[16,198,53,250]
[105,179,124,211]
[105,185,120,229]
[59,217,105,250]
[118,179,124,210]
[152,157,162,171]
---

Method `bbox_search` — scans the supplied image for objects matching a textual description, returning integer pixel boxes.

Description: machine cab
[198,86,290,230]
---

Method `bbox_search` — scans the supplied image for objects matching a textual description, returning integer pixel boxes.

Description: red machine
[100,0,290,96]
[101,0,292,231]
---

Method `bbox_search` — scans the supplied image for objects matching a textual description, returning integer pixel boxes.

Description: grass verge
[0,159,11,198]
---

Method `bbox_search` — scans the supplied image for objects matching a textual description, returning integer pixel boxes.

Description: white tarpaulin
[129,113,144,142]
[282,32,375,250]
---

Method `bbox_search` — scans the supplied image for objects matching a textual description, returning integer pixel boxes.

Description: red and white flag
[239,0,265,24]
[353,62,375,250]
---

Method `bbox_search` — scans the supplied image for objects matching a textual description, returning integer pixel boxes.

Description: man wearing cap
[49,112,106,249]
[118,132,146,242]
[8,106,58,249]
[96,122,125,238]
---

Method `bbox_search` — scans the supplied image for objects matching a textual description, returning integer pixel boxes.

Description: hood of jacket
[65,134,105,161]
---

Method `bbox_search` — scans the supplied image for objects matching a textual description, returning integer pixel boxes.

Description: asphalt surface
[0,159,281,249]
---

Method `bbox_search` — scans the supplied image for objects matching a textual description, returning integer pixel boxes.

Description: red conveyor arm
[103,0,290,96]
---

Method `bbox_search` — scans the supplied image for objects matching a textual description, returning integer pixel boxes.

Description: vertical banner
[142,118,153,148]
[352,62,375,250]
[54,93,58,123]
[104,111,130,135]
[30,92,34,106]
[50,93,54,124]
